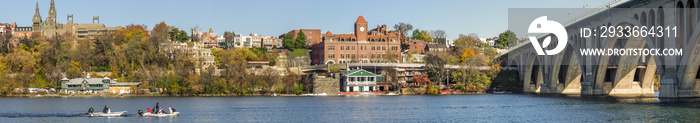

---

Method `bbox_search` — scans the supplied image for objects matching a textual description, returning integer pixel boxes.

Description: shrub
[427,86,439,95]
[293,85,304,94]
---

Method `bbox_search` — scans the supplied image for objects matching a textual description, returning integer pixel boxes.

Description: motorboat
[87,111,127,117]
[140,112,179,117]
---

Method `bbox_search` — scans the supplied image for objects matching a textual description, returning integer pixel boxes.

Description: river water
[1,93,700,122]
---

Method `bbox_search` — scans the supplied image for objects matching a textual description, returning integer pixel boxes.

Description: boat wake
[0,113,86,118]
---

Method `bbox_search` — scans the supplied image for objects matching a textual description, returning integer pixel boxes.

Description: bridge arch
[524,52,543,93]
[593,22,657,95]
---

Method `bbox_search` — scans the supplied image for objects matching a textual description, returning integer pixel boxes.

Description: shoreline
[0,92,501,98]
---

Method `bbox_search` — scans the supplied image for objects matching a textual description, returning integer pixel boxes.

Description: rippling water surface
[1,93,700,122]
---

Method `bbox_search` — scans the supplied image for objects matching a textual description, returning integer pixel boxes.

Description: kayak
[88,111,127,117]
[141,112,179,117]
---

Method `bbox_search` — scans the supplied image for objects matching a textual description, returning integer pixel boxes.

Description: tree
[393,22,413,43]
[413,74,431,87]
[431,30,446,39]
[453,33,482,52]
[497,30,517,48]
[282,33,295,49]
[168,28,190,42]
[411,29,433,42]
[423,53,448,86]
[261,67,280,95]
[294,31,307,49]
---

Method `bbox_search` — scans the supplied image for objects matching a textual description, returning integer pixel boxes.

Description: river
[1,93,700,122]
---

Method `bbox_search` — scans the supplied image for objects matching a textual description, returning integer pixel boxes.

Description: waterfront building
[32,0,118,40]
[319,16,402,65]
[341,69,378,92]
[60,75,140,94]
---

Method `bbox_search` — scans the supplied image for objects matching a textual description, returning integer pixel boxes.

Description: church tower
[44,0,57,27]
[354,16,368,42]
[32,0,42,33]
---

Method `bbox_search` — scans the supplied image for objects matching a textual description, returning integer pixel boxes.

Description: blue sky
[1,0,611,39]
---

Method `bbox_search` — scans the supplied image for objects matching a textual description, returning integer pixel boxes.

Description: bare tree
[261,67,280,95]
[431,30,446,39]
[393,22,413,43]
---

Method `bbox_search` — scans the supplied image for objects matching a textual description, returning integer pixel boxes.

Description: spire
[32,0,42,23]
[49,0,56,18]
[35,0,39,12]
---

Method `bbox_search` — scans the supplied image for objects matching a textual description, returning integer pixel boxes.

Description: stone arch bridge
[501,0,700,99]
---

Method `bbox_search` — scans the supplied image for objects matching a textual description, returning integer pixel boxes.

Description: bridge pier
[659,78,678,98]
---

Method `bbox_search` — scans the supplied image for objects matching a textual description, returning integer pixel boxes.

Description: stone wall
[313,74,339,95]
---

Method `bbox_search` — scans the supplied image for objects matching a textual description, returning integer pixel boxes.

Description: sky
[0,0,613,39]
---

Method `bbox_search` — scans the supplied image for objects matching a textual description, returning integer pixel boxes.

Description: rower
[86,107,94,115]
[103,105,110,113]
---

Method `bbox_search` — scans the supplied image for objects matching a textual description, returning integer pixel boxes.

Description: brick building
[261,36,283,49]
[407,39,427,54]
[318,16,401,64]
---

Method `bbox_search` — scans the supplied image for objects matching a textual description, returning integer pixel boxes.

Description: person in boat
[153,102,160,114]
[159,107,165,114]
[168,106,175,114]
[87,107,94,114]
[103,105,110,113]
[147,108,152,114]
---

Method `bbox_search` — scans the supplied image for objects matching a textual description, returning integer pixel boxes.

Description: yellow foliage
[460,49,475,62]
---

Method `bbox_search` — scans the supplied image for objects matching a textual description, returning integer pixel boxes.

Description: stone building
[320,16,402,64]
[32,0,118,40]
[312,74,340,95]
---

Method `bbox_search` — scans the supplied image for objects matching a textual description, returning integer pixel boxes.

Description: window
[328,46,335,50]
[352,54,356,58]
[349,77,356,81]
[340,46,344,50]
[372,46,375,50]
[352,46,355,50]
[383,46,386,50]
[328,53,335,58]
[371,54,375,58]
[346,46,350,50]
[346,54,350,59]
[341,54,345,58]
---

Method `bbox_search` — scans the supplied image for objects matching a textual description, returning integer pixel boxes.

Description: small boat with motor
[138,111,179,117]
[86,106,126,117]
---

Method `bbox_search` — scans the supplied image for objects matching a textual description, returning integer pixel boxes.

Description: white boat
[141,112,180,117]
[88,111,127,117]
